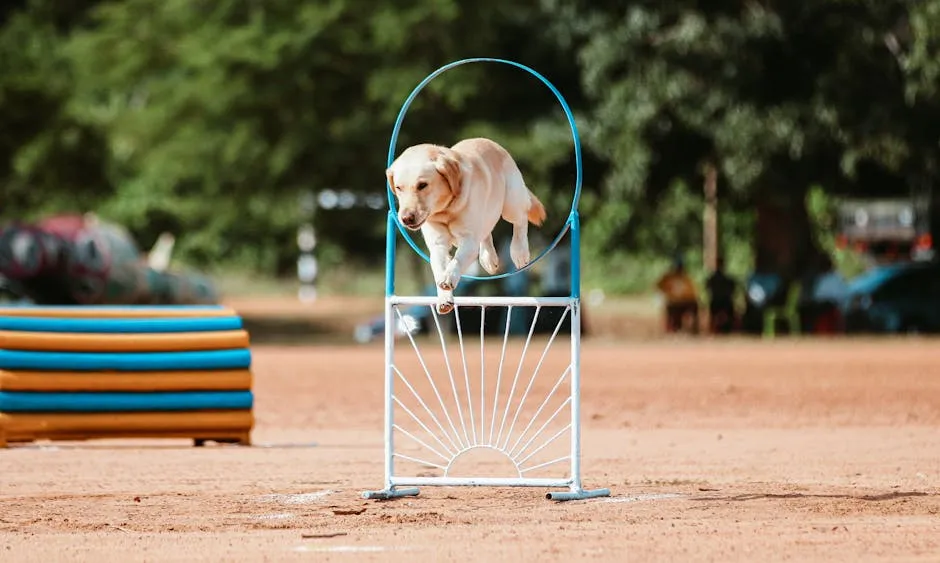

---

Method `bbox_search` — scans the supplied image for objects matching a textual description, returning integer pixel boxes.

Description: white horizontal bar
[390,476,573,488]
[389,296,574,307]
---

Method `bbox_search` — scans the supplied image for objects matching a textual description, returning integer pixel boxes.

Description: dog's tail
[527,190,547,226]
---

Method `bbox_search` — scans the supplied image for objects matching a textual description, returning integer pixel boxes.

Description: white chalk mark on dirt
[601,493,685,503]
[261,490,335,504]
[251,513,294,521]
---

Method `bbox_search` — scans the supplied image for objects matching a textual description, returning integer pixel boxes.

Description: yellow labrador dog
[386,137,546,314]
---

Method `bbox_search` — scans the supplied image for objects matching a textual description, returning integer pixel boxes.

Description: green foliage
[1,0,938,291]
[0,1,112,218]
[545,1,936,243]
[904,1,940,102]
[51,0,580,271]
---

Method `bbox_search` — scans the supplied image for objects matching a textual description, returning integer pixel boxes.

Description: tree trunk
[702,162,719,272]
[754,183,822,282]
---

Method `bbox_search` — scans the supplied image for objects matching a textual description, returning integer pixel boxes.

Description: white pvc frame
[362,58,609,502]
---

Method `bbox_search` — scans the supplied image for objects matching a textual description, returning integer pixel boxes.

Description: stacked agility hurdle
[0,305,253,448]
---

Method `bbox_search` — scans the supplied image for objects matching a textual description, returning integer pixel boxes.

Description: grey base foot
[362,487,420,500]
[546,487,611,501]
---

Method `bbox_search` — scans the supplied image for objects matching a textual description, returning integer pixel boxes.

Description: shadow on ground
[691,491,931,502]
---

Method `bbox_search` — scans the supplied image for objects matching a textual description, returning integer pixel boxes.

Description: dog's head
[386,144,462,231]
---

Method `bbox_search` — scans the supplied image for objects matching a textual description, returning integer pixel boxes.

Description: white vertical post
[383,297,395,491]
[569,300,582,492]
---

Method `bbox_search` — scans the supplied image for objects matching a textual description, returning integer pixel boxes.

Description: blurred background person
[706,256,738,334]
[656,255,700,334]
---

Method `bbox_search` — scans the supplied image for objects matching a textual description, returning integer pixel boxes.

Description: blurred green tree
[0,0,112,217]
[61,0,584,274]
[3,0,938,290]
[541,0,940,282]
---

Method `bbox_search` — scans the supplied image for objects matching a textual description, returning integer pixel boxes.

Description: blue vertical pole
[569,211,581,299]
[385,211,397,297]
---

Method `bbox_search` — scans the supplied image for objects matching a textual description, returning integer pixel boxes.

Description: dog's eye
[416,182,428,191]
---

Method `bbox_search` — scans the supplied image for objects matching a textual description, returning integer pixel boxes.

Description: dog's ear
[385,167,395,192]
[434,151,462,198]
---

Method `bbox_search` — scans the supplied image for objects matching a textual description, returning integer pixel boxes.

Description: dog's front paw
[439,265,462,292]
[436,297,455,315]
[438,279,454,291]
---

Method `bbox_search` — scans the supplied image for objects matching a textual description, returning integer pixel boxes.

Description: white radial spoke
[508,364,572,456]
[395,307,466,449]
[392,365,461,452]
[480,306,486,442]
[391,392,456,457]
[513,401,572,464]
[519,455,570,475]
[393,453,448,471]
[501,306,570,450]
[514,423,571,469]
[453,304,477,445]
[428,305,471,449]
[496,305,542,446]
[392,423,451,463]
[488,304,513,445]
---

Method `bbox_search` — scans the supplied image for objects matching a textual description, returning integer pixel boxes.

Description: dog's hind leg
[479,234,500,275]
[501,167,541,271]
[509,222,531,270]
[503,195,532,271]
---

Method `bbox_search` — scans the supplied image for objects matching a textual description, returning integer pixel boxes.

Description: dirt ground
[2,300,940,562]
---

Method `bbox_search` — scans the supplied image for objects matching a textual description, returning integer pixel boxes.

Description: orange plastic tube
[0,307,237,318]
[0,410,253,447]
[0,329,250,352]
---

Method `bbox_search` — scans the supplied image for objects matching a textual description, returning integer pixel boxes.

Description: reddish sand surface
[2,302,940,561]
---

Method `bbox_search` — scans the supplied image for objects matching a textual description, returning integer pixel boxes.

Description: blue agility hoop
[386,57,582,282]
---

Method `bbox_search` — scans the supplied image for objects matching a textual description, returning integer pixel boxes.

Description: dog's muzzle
[399,211,423,230]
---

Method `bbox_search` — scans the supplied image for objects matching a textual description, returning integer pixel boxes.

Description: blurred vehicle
[836,197,934,263]
[0,214,217,306]
[840,261,940,334]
